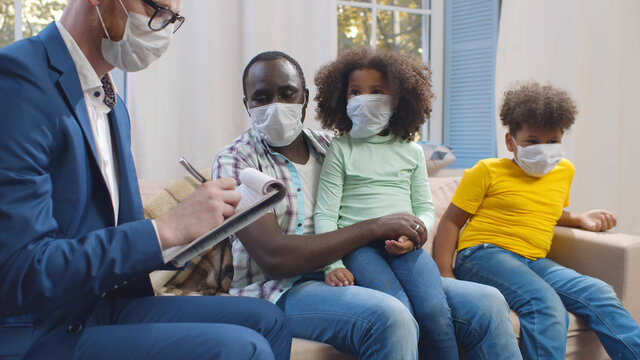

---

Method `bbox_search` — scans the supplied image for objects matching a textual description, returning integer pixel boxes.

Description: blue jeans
[277,273,419,360]
[345,245,457,360]
[67,296,292,360]
[455,243,640,360]
[345,245,522,360]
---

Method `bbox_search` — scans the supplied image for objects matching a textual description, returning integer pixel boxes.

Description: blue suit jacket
[0,23,163,359]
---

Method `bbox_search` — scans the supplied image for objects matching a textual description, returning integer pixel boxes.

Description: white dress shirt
[55,21,120,223]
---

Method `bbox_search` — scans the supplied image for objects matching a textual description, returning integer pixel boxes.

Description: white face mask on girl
[347,94,394,138]
[249,103,305,147]
[513,139,564,177]
[96,0,173,72]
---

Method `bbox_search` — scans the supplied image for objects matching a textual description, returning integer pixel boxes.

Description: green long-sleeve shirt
[314,133,435,274]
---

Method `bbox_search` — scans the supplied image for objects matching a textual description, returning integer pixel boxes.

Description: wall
[129,0,337,181]
[495,0,640,235]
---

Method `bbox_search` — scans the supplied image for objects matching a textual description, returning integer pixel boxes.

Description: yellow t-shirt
[452,158,574,259]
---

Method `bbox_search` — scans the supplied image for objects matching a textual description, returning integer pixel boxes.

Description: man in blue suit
[0,0,292,359]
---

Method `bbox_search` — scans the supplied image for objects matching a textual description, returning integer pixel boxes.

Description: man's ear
[243,97,251,117]
[301,88,310,123]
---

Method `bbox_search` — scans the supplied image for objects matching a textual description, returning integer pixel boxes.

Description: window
[338,0,500,169]
[337,0,442,142]
[0,0,128,102]
[0,0,65,48]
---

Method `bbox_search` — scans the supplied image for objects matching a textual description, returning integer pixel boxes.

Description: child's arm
[410,145,435,234]
[314,141,345,235]
[381,144,432,256]
[557,210,617,232]
[315,140,355,284]
[434,203,472,278]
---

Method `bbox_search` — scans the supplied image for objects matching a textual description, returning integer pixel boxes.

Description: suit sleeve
[0,52,162,317]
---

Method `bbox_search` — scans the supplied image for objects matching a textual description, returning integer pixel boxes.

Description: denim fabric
[277,274,419,360]
[455,244,640,360]
[344,245,458,360]
[344,245,522,360]
[72,296,292,360]
[441,277,523,360]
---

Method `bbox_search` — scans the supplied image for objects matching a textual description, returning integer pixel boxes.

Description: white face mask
[249,103,304,147]
[347,94,394,138]
[513,139,564,177]
[96,0,173,72]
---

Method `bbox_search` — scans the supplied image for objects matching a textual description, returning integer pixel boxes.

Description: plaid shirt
[212,127,332,303]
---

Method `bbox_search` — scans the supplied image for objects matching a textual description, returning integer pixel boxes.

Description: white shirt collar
[55,21,104,93]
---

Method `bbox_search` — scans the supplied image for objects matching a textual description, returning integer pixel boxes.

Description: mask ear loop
[117,0,129,15]
[96,0,129,40]
[95,6,111,40]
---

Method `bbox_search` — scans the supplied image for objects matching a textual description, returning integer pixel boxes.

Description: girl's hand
[579,209,617,232]
[325,268,355,287]
[384,235,415,256]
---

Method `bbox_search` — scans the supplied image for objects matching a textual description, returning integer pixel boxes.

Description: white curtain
[129,0,337,181]
[496,0,640,235]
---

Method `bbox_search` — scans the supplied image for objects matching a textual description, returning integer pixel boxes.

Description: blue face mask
[347,94,393,138]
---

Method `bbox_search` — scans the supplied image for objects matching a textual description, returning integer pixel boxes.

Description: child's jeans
[344,244,457,360]
[345,244,522,360]
[455,243,640,360]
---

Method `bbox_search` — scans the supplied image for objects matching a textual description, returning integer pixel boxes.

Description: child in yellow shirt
[434,82,640,359]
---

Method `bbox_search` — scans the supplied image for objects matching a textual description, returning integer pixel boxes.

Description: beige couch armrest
[547,226,640,323]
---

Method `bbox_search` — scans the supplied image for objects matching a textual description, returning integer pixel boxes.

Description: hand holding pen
[152,157,240,250]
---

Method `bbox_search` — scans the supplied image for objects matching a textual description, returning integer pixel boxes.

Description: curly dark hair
[314,47,433,141]
[500,82,577,135]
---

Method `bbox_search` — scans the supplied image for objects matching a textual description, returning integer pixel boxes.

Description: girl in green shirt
[313,47,458,360]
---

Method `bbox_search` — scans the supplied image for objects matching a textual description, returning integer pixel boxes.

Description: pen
[179,157,207,183]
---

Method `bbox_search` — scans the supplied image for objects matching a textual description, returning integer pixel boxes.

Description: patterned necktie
[100,74,116,110]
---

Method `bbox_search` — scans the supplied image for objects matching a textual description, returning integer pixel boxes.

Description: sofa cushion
[418,142,457,175]
[141,172,606,360]
[424,177,460,254]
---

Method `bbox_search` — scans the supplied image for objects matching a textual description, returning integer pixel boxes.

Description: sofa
[140,172,640,360]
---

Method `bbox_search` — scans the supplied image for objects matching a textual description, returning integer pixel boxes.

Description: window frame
[336,0,444,143]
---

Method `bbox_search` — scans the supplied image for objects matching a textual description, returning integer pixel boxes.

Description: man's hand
[372,212,427,250]
[155,177,241,249]
[578,209,617,232]
[325,267,355,287]
[384,235,415,256]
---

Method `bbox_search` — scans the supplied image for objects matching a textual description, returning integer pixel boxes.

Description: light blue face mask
[249,103,304,147]
[513,139,564,177]
[347,94,393,138]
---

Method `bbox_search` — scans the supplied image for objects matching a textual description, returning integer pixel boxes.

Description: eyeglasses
[142,0,185,33]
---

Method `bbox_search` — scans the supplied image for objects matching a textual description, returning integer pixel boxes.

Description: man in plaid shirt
[212,51,521,360]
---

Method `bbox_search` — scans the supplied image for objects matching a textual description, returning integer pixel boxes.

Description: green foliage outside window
[338,1,426,59]
[0,0,66,48]
[0,0,15,47]
[338,6,372,51]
